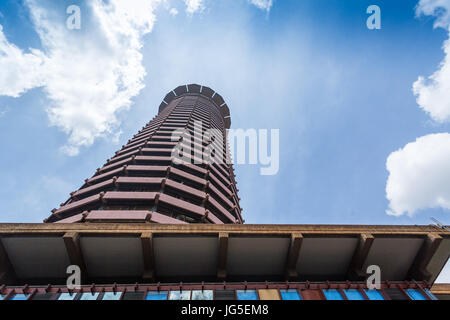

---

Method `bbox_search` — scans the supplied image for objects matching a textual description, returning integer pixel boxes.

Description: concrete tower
[46,84,242,225]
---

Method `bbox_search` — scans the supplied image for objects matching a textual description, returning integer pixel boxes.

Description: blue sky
[0,0,450,280]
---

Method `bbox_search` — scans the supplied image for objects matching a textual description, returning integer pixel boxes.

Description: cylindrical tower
[46,84,242,224]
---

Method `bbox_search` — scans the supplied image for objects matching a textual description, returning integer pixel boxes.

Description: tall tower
[46,84,242,225]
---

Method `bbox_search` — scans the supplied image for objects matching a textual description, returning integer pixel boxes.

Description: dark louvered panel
[214,290,236,300]
[384,288,408,300]
[31,293,55,300]
[122,291,145,300]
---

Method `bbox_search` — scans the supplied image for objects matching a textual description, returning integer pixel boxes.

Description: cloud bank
[386,133,450,216]
[386,1,450,217]
[413,0,450,123]
[0,0,273,155]
[0,0,161,155]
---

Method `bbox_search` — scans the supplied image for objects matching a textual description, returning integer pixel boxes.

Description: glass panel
[146,291,168,300]
[280,289,301,300]
[9,294,28,300]
[79,292,100,300]
[406,289,427,300]
[424,289,438,300]
[169,290,191,300]
[102,292,122,300]
[364,289,384,300]
[322,289,343,300]
[58,292,77,300]
[0,295,5,301]
[344,289,365,300]
[236,290,258,300]
[192,290,213,300]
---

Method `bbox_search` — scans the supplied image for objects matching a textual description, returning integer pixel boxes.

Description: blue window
[58,292,77,300]
[344,289,365,300]
[192,290,213,300]
[9,294,29,300]
[236,290,258,300]
[364,290,384,300]
[280,289,301,300]
[169,290,191,300]
[79,292,99,300]
[406,289,427,300]
[102,292,122,300]
[323,289,344,300]
[424,289,438,300]
[146,291,168,300]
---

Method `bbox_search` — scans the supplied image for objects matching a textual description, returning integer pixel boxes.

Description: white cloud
[416,0,450,29]
[0,0,274,155]
[413,0,450,123]
[0,25,46,97]
[184,0,204,14]
[182,0,272,15]
[169,8,179,16]
[0,0,162,155]
[386,133,450,216]
[248,0,273,12]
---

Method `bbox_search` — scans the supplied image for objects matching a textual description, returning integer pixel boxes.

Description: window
[102,292,122,300]
[146,291,168,300]
[364,289,384,300]
[344,289,365,300]
[384,288,408,300]
[322,289,344,300]
[424,289,438,300]
[214,289,235,300]
[258,289,281,300]
[280,289,301,300]
[192,290,213,300]
[9,293,29,300]
[236,290,258,300]
[31,293,54,300]
[79,292,100,300]
[58,292,77,300]
[122,291,145,300]
[169,290,191,300]
[0,295,5,300]
[405,289,427,300]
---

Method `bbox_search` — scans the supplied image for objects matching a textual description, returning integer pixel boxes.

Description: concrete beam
[347,233,374,280]
[284,233,303,280]
[217,232,228,280]
[63,232,87,283]
[141,232,155,282]
[408,233,443,281]
[0,239,16,285]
